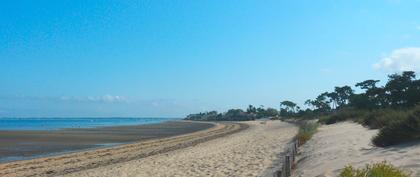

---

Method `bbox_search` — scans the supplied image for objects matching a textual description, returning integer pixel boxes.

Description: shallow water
[0,121,213,164]
[0,117,175,130]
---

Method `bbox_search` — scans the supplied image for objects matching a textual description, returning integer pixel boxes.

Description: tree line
[280,71,420,117]
[184,105,279,121]
[185,71,420,122]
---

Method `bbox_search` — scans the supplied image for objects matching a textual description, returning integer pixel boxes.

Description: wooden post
[275,170,282,177]
[294,144,296,159]
[285,155,291,177]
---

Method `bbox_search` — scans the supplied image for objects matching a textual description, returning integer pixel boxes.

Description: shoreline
[0,121,247,177]
[62,120,297,177]
[0,120,214,163]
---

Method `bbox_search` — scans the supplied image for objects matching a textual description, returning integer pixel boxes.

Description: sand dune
[294,122,420,177]
[61,121,297,177]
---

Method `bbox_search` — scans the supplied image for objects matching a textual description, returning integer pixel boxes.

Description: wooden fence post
[285,155,291,177]
[275,170,282,177]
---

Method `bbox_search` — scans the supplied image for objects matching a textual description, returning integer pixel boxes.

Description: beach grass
[373,106,420,147]
[318,108,409,130]
[296,121,319,146]
[339,161,411,177]
[317,106,420,147]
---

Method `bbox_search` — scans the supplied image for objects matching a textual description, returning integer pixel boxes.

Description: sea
[0,117,176,131]
[0,117,180,163]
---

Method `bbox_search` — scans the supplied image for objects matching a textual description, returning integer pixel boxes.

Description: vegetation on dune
[186,71,420,147]
[318,108,409,130]
[373,106,420,147]
[283,71,420,147]
[296,121,319,146]
[339,161,411,177]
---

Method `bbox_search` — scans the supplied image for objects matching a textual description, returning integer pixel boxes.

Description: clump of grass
[373,106,420,147]
[296,121,319,146]
[339,161,411,177]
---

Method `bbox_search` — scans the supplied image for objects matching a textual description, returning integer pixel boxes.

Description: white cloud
[60,95,127,103]
[373,47,420,72]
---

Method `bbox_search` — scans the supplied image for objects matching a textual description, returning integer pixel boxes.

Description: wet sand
[0,121,247,177]
[0,121,214,163]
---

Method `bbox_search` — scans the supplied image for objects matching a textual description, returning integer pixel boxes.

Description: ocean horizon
[0,117,179,131]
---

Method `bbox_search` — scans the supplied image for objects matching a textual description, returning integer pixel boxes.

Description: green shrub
[296,121,319,146]
[373,106,420,147]
[318,108,368,125]
[339,161,411,177]
[318,108,409,130]
[360,109,409,129]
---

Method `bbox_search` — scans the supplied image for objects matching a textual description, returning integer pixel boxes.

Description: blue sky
[1,0,420,117]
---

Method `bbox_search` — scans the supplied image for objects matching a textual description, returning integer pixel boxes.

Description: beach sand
[0,121,246,177]
[294,122,420,177]
[60,120,297,177]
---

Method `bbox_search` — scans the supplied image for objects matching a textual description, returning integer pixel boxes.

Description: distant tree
[305,99,315,109]
[325,92,338,109]
[349,93,371,109]
[256,105,266,118]
[318,92,332,111]
[407,79,420,107]
[356,80,380,90]
[246,105,257,114]
[224,109,255,121]
[354,79,382,109]
[185,111,220,121]
[280,100,298,113]
[265,108,279,117]
[385,71,416,107]
[334,86,354,108]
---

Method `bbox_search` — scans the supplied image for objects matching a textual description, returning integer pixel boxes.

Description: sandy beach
[294,122,420,177]
[56,120,296,177]
[0,121,248,177]
[0,120,297,177]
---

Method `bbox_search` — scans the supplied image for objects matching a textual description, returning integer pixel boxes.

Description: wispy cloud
[0,95,128,103]
[373,47,420,72]
[60,95,127,103]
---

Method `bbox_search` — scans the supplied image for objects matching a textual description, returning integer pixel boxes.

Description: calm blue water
[0,118,176,131]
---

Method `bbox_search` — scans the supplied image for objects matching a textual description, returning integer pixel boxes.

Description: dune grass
[318,108,410,130]
[339,161,411,177]
[296,121,319,146]
[372,106,420,147]
[317,107,420,147]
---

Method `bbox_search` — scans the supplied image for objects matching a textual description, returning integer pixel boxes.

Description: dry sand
[60,121,297,177]
[294,122,420,177]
